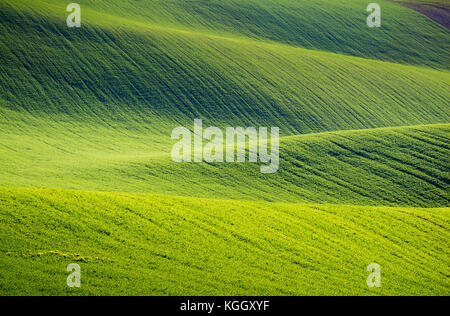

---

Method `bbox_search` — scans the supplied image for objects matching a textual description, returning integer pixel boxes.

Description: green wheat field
[0,0,449,296]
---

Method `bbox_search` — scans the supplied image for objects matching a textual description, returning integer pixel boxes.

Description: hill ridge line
[1,185,448,210]
[281,123,450,140]
[10,0,450,73]
[75,6,450,72]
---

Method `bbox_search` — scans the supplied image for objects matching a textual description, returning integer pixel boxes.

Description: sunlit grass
[0,187,448,296]
[0,0,448,296]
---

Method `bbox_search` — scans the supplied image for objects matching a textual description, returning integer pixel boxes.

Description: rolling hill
[0,0,449,296]
[1,0,449,134]
[0,187,448,296]
[1,123,448,207]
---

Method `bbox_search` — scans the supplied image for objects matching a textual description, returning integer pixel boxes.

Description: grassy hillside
[1,0,449,136]
[0,187,448,296]
[0,0,448,296]
[1,123,448,207]
[6,0,448,68]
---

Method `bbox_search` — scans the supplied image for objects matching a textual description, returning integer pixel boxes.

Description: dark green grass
[0,0,449,296]
[0,0,449,135]
[10,0,448,68]
[0,122,448,207]
[143,124,450,207]
[0,187,448,296]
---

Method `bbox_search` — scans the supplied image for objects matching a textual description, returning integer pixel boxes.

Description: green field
[1,123,449,207]
[0,0,449,296]
[1,187,449,296]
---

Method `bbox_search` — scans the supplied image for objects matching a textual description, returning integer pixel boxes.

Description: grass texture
[0,0,449,134]
[0,0,448,296]
[0,187,448,296]
[0,123,448,207]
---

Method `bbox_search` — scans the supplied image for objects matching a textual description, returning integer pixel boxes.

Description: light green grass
[0,187,448,296]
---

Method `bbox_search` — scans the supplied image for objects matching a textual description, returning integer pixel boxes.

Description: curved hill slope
[1,123,448,207]
[7,0,448,68]
[0,0,449,297]
[0,187,448,296]
[0,0,449,136]
[0,1,447,207]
